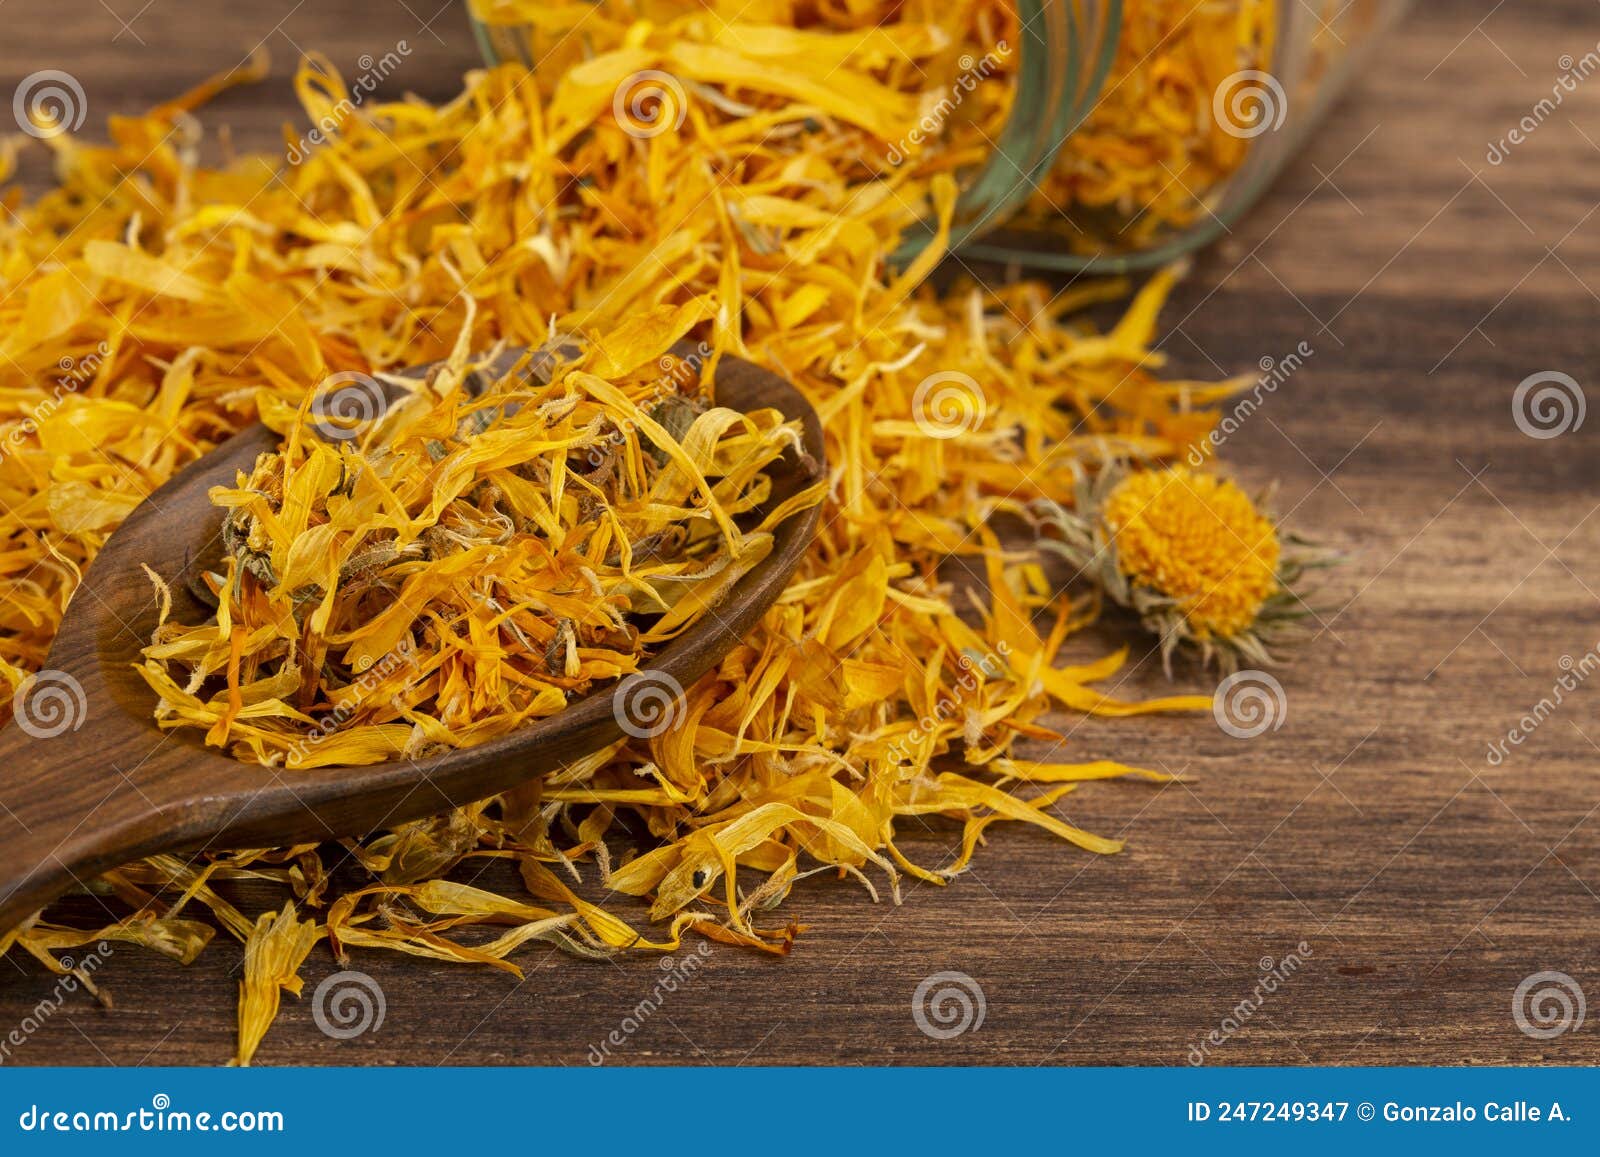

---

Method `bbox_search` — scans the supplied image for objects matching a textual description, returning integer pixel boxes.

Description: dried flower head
[1103,468,1281,639]
[1033,464,1320,673]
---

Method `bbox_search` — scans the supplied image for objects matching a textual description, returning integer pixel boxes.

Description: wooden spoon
[0,342,824,935]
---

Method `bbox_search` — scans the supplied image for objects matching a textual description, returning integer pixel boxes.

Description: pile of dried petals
[473,0,1279,254]
[0,1,1307,1065]
[137,329,821,768]
[1020,0,1277,248]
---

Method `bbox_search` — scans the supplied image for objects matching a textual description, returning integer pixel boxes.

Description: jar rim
[901,0,1124,266]
[952,0,1414,272]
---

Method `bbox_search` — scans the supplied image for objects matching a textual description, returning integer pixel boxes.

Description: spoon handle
[0,716,186,936]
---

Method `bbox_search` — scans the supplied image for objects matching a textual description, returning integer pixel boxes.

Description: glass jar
[466,0,1409,273]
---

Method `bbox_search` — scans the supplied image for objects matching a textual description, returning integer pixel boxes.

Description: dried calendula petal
[235,902,317,1066]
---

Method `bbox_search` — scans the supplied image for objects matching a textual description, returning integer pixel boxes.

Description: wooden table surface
[2,0,1598,1066]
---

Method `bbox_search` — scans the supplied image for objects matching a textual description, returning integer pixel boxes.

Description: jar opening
[468,0,1408,274]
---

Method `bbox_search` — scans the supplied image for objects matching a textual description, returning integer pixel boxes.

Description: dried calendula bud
[1106,467,1282,638]
[1032,465,1321,673]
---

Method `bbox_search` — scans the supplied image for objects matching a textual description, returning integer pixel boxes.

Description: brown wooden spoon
[0,341,824,936]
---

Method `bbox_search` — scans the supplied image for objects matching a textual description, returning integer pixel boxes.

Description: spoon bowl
[0,342,824,936]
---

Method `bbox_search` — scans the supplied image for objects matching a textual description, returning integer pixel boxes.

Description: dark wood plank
[2,0,1598,1066]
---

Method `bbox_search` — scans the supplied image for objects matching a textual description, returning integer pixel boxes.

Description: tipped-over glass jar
[467,0,1410,272]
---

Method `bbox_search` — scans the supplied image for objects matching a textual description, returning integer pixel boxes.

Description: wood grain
[2,0,1597,1066]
